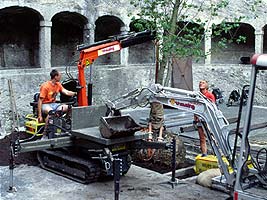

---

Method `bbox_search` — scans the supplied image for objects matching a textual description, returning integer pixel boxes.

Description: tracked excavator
[9,29,267,199]
[11,30,170,186]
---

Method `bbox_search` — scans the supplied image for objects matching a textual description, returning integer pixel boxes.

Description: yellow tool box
[25,114,45,136]
[194,154,253,174]
[194,154,232,174]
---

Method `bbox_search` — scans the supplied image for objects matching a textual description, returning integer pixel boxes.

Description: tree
[129,0,262,85]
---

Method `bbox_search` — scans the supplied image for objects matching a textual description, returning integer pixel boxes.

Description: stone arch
[262,25,267,53]
[94,15,125,65]
[211,22,255,64]
[0,6,43,69]
[51,11,88,67]
[128,19,155,64]
[95,15,124,41]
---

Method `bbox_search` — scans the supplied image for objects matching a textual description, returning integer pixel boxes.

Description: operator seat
[30,93,41,116]
[30,93,62,119]
[30,92,74,119]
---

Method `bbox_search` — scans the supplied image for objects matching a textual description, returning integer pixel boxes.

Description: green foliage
[130,18,155,32]
[128,0,260,84]
[129,0,245,60]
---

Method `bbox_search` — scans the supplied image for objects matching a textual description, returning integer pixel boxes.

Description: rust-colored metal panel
[171,57,193,91]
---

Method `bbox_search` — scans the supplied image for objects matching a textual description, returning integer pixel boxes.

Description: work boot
[157,137,164,142]
[147,132,153,141]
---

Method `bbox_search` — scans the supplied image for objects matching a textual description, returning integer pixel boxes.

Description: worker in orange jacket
[194,80,216,156]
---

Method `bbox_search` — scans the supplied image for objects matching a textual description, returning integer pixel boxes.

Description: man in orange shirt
[38,69,77,134]
[194,80,216,156]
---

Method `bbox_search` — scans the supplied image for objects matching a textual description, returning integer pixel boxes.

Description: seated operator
[194,80,216,157]
[37,69,77,135]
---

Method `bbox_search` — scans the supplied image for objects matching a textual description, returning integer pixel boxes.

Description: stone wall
[1,0,267,137]
[192,64,267,106]
[2,62,267,134]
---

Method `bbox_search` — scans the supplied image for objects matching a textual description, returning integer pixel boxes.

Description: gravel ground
[0,165,230,200]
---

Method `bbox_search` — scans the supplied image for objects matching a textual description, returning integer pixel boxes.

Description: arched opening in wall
[94,15,124,65]
[51,12,87,67]
[211,23,255,64]
[128,19,155,64]
[262,25,267,53]
[0,6,42,69]
[176,21,205,64]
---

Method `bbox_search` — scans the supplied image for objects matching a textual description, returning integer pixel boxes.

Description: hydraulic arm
[106,84,236,186]
[107,75,267,199]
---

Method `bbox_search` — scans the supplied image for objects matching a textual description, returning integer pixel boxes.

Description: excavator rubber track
[37,149,101,184]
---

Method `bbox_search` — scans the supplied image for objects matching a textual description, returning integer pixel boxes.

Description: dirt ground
[0,132,38,166]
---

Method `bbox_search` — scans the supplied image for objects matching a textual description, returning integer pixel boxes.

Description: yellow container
[25,114,45,136]
[194,154,254,174]
[194,154,233,174]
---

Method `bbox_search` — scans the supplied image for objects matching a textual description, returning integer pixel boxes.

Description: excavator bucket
[99,115,142,139]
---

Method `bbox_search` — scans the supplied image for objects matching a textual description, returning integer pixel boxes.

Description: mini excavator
[100,54,267,200]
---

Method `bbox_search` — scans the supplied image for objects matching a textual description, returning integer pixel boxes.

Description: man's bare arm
[38,97,44,122]
[61,88,77,96]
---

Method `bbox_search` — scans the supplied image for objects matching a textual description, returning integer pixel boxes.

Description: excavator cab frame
[234,54,267,200]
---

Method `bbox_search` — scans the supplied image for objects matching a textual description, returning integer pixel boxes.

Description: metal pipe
[7,79,18,193]
[171,136,177,186]
[114,158,122,200]
[235,65,258,191]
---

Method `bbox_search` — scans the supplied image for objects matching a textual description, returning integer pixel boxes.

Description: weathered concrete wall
[1,0,266,68]
[128,41,155,64]
[211,39,255,64]
[192,64,267,106]
[2,62,267,136]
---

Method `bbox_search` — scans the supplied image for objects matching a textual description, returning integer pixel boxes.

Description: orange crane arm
[77,41,122,106]
[76,30,155,107]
